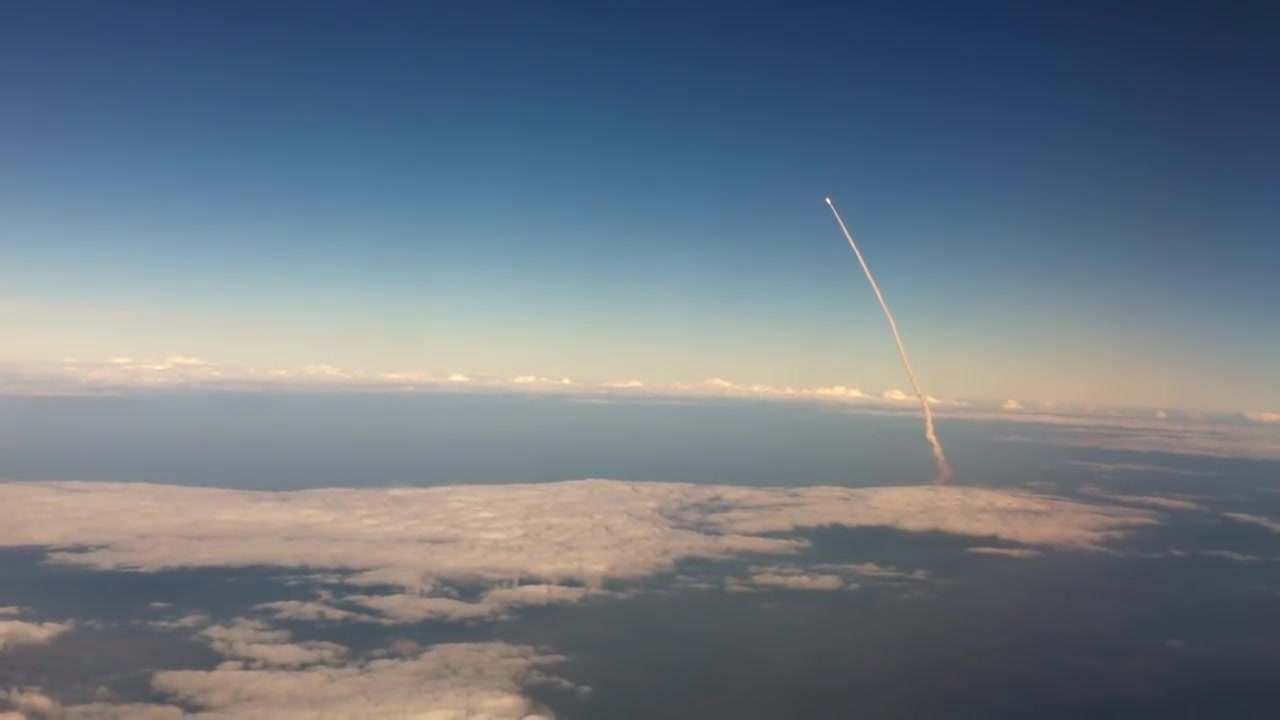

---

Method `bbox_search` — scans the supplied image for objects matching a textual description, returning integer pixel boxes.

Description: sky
[2,0,1277,412]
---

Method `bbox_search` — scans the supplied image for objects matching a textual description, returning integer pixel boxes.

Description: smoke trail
[824,197,952,485]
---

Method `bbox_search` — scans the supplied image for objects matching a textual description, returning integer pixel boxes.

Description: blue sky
[2,0,1277,412]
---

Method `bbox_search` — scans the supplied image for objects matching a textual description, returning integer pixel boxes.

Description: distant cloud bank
[4,357,1277,429]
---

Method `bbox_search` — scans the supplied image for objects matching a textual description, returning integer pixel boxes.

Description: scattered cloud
[1,641,567,719]
[0,611,577,718]
[1002,399,1024,411]
[1243,411,1280,424]
[151,641,570,719]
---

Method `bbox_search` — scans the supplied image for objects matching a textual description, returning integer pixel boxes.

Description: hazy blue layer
[0,393,1269,492]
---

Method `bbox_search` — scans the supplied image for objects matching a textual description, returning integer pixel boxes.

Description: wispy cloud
[254,600,363,623]
[1078,485,1207,512]
[964,547,1043,559]
[726,561,929,593]
[1199,550,1264,562]
[998,419,1280,462]
[1222,512,1280,534]
[1065,460,1212,479]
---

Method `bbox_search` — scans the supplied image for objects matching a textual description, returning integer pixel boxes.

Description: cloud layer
[0,472,1166,720]
[0,480,1156,607]
[0,478,1235,718]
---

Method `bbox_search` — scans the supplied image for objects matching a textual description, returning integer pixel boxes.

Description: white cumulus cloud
[200,619,347,668]
[163,356,210,367]
[0,619,72,651]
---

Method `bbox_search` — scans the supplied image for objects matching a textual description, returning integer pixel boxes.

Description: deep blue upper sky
[2,0,1277,411]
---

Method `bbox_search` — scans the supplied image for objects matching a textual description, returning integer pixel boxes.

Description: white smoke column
[824,197,952,484]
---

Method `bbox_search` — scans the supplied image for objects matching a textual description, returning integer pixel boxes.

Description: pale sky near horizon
[3,1,1277,413]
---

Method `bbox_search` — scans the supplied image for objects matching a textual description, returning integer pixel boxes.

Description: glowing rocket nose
[825,197,832,204]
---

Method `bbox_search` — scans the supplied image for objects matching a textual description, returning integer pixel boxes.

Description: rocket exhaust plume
[824,197,952,485]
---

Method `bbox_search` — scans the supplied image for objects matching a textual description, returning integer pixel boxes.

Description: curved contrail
[825,197,952,485]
